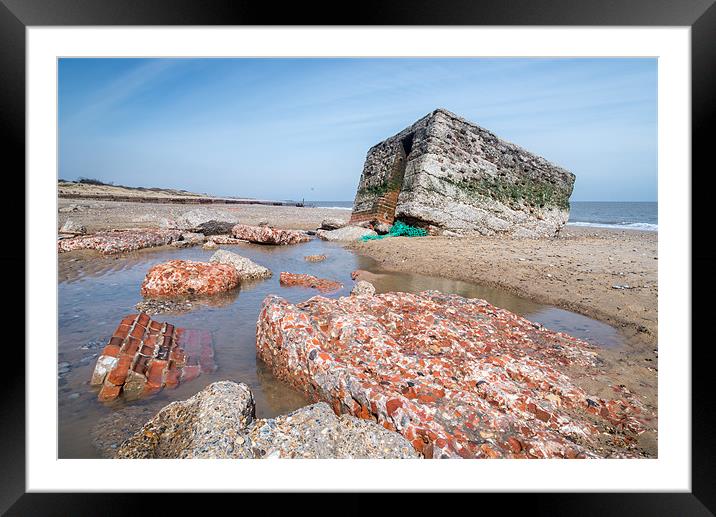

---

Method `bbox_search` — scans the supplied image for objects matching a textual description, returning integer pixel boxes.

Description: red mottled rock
[256,291,653,459]
[58,229,182,254]
[232,224,310,245]
[91,313,215,401]
[140,260,239,298]
[279,272,343,293]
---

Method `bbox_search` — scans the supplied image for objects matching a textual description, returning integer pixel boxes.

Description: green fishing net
[359,220,428,241]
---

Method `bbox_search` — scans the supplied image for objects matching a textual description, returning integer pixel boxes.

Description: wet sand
[349,227,657,346]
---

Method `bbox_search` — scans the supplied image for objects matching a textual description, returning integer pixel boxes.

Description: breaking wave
[567,221,658,231]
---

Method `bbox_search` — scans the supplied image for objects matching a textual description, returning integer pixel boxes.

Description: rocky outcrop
[350,108,575,238]
[256,291,653,459]
[91,313,215,402]
[140,260,240,297]
[279,272,342,293]
[58,228,182,254]
[316,226,377,242]
[232,224,310,245]
[351,280,376,296]
[209,249,272,281]
[114,381,419,459]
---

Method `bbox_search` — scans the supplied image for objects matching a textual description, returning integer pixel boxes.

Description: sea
[301,200,658,232]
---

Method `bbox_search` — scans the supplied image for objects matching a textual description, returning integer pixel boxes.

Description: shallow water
[58,238,625,458]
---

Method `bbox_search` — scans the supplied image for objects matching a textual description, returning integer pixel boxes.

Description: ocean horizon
[298,200,658,231]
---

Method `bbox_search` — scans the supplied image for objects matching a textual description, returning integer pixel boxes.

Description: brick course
[91,313,215,402]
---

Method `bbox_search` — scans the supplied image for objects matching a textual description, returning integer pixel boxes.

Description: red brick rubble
[141,259,240,297]
[58,229,182,254]
[256,291,652,459]
[232,224,310,245]
[279,272,343,293]
[208,235,246,245]
[91,313,216,402]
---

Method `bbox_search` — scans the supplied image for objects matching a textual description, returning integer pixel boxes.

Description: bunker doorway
[378,133,414,224]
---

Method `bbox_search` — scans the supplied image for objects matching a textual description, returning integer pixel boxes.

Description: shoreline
[59,198,657,344]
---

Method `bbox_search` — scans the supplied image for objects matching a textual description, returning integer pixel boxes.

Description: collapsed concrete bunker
[349,109,575,238]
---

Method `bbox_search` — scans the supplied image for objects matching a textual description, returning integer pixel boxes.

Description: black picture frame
[3,0,713,513]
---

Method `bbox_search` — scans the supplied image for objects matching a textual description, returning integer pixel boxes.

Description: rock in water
[209,249,272,281]
[279,272,342,293]
[320,218,348,230]
[140,260,240,297]
[349,108,575,237]
[256,291,652,459]
[304,254,327,262]
[58,229,182,254]
[91,313,215,402]
[134,298,195,315]
[316,226,377,242]
[351,280,376,296]
[209,235,245,245]
[231,224,310,245]
[114,381,418,459]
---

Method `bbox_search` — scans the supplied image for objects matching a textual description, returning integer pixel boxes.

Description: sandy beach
[349,226,658,346]
[58,198,348,233]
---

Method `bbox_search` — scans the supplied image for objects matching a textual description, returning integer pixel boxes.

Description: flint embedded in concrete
[349,108,575,237]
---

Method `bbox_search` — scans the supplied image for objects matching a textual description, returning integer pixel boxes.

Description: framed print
[3,0,714,513]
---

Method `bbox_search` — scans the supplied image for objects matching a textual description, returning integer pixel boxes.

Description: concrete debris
[320,218,348,231]
[256,291,652,458]
[209,249,272,281]
[316,226,378,242]
[232,224,310,245]
[279,272,343,293]
[91,313,216,402]
[351,280,376,296]
[304,254,327,263]
[140,259,240,297]
[114,381,418,459]
[58,229,182,254]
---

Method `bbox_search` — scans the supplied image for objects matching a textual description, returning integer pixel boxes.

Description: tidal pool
[57,238,625,458]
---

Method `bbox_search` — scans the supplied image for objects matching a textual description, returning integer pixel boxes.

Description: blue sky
[58,58,657,202]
